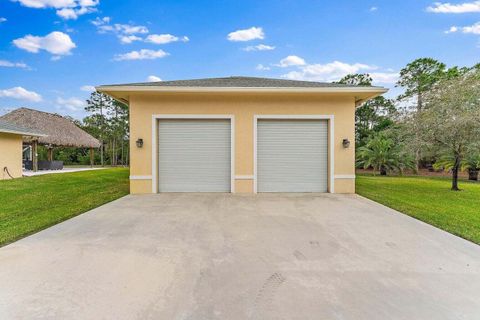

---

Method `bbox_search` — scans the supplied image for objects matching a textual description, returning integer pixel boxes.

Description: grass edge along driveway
[357,174,480,245]
[0,168,129,246]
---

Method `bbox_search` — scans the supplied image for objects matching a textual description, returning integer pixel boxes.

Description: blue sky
[0,0,479,118]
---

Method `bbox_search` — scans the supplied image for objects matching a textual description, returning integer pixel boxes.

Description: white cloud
[92,17,154,44]
[370,72,400,84]
[56,8,77,19]
[370,6,378,11]
[145,34,189,44]
[147,75,161,82]
[119,35,142,44]
[243,44,275,51]
[13,0,76,9]
[13,31,76,55]
[13,0,99,19]
[114,23,148,35]
[56,96,85,111]
[0,17,6,23]
[92,16,110,26]
[256,64,270,71]
[56,6,96,20]
[227,27,264,41]
[96,22,149,35]
[0,87,42,102]
[427,1,480,13]
[80,85,95,92]
[278,55,306,67]
[446,22,480,34]
[445,26,459,33]
[92,17,188,48]
[114,49,169,61]
[282,61,377,82]
[79,0,97,6]
[460,22,480,34]
[0,60,28,68]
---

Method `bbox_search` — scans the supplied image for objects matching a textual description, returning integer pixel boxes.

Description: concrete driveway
[1,194,480,319]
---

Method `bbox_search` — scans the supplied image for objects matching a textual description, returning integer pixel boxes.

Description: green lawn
[0,168,129,246]
[357,174,480,244]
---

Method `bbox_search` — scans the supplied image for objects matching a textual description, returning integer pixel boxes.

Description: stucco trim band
[130,175,153,180]
[235,175,254,180]
[334,175,356,179]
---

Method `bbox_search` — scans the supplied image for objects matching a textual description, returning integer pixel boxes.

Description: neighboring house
[0,108,101,171]
[0,120,46,180]
[98,76,386,194]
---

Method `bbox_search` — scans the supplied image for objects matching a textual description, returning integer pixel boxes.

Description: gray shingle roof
[0,119,46,137]
[99,76,379,89]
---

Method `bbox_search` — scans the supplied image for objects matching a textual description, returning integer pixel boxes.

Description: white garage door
[257,119,328,192]
[158,119,231,192]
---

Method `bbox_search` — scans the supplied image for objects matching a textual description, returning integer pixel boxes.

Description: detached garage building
[97,77,386,194]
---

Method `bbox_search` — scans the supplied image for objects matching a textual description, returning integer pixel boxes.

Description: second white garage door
[257,119,329,193]
[158,119,232,192]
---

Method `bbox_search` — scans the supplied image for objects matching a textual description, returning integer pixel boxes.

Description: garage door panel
[257,120,328,193]
[158,119,231,192]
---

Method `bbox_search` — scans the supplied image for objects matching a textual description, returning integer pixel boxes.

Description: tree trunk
[380,166,387,176]
[112,137,116,166]
[417,90,423,112]
[47,147,53,162]
[468,168,479,181]
[100,141,104,167]
[32,140,38,172]
[414,88,423,172]
[89,147,94,167]
[121,140,124,166]
[451,157,461,191]
[414,148,420,173]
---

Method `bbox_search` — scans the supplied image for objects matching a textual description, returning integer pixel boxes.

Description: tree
[337,73,372,86]
[84,92,129,166]
[462,152,480,181]
[337,74,396,147]
[107,100,129,166]
[418,69,480,190]
[85,92,113,166]
[396,58,455,170]
[433,151,480,181]
[356,133,415,176]
[396,58,447,112]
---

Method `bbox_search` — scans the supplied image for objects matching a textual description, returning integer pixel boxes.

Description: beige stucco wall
[129,92,356,194]
[0,133,23,180]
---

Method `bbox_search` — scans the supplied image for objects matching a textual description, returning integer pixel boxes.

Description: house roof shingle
[98,76,381,89]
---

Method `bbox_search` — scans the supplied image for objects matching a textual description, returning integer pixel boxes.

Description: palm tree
[434,152,480,181]
[356,134,415,175]
[463,153,480,181]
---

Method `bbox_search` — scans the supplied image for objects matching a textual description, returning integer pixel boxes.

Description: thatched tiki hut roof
[0,107,100,148]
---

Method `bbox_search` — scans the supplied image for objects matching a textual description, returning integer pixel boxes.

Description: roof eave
[0,129,47,137]
[354,90,389,107]
[97,86,388,105]
[96,85,387,94]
